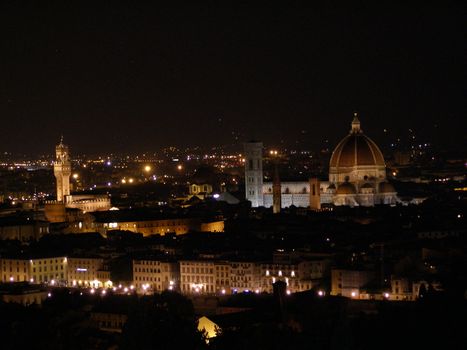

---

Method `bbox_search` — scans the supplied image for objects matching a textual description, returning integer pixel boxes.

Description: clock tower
[53,137,71,202]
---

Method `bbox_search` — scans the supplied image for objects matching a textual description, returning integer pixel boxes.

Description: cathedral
[244,114,398,208]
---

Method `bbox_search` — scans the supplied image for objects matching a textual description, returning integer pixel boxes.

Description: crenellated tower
[53,137,71,202]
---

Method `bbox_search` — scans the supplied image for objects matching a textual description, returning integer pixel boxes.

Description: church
[244,114,398,209]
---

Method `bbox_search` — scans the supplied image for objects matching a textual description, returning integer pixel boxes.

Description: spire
[350,112,362,134]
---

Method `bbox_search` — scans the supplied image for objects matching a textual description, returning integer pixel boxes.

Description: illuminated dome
[329,114,385,169]
[378,182,396,193]
[337,182,356,195]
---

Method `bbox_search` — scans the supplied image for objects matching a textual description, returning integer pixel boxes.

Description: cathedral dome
[329,114,385,169]
[337,182,357,195]
[378,182,396,193]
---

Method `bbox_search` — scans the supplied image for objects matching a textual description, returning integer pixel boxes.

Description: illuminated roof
[330,115,385,169]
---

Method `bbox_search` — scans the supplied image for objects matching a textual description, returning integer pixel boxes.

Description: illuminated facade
[29,257,68,285]
[67,257,105,288]
[189,183,213,196]
[180,260,216,294]
[244,142,264,207]
[1,256,68,285]
[258,261,321,293]
[53,137,71,202]
[214,261,230,295]
[244,114,398,208]
[322,113,398,206]
[92,217,224,236]
[47,140,111,222]
[1,258,29,283]
[132,258,179,293]
[230,261,260,293]
[179,258,327,295]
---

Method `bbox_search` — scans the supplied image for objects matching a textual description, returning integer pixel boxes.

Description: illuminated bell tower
[244,141,264,207]
[53,137,71,202]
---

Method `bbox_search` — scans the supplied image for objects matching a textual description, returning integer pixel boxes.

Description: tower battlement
[53,137,71,202]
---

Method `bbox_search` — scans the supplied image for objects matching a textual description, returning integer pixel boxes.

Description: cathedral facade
[244,114,398,208]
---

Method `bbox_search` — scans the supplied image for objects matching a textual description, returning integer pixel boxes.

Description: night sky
[1,3,465,154]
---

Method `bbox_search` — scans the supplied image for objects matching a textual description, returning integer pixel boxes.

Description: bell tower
[53,137,71,202]
[244,142,264,207]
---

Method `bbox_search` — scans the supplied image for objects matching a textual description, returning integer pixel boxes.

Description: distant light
[9,276,13,282]
[213,193,220,199]
[351,291,357,297]
[128,178,134,184]
[177,164,183,170]
[221,289,226,295]
[47,293,52,298]
[286,290,291,295]
[101,290,106,296]
[72,173,79,179]
[124,287,129,292]
[144,165,151,172]
[383,292,390,299]
[317,290,325,297]
[90,288,95,294]
[106,161,111,166]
